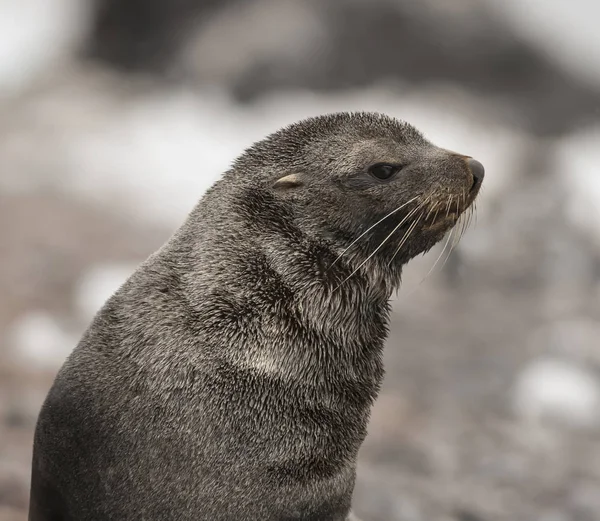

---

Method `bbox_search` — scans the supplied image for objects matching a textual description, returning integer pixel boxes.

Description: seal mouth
[422,196,472,225]
[419,183,479,234]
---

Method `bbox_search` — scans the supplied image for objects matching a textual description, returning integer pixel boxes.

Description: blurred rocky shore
[1,1,600,520]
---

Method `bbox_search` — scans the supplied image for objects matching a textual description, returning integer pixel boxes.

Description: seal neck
[173,187,393,392]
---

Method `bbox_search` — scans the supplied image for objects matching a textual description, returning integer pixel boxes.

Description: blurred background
[1,0,600,519]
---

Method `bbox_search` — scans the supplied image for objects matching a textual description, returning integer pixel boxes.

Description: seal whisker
[446,205,473,269]
[458,213,469,245]
[449,211,463,252]
[388,212,423,265]
[445,195,453,218]
[336,203,423,289]
[466,205,475,234]
[420,192,437,223]
[329,195,420,268]
[456,211,467,242]
[438,227,460,274]
[462,212,470,240]
[425,204,436,222]
[418,226,456,284]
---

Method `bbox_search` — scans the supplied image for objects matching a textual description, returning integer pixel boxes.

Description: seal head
[233,112,482,293]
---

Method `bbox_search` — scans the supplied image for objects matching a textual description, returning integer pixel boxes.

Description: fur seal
[29,112,483,521]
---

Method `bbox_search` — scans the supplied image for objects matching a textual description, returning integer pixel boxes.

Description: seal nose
[467,158,485,184]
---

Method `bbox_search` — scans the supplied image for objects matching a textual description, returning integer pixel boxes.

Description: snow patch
[514,357,600,429]
[7,311,77,370]
[75,264,138,322]
[556,126,600,249]
[0,0,90,94]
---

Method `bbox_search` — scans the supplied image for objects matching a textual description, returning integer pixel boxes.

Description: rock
[528,320,600,368]
[0,463,30,510]
[86,0,234,73]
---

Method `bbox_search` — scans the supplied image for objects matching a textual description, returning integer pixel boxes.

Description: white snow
[75,264,138,322]
[556,127,600,246]
[7,311,77,369]
[513,357,600,429]
[555,126,600,249]
[0,0,90,94]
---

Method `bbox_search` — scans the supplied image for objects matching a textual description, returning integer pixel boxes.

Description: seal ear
[273,173,303,190]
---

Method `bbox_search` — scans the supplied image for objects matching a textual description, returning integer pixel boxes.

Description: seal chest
[29,112,483,521]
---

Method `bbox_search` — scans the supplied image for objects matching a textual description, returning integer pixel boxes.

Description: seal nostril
[467,158,485,185]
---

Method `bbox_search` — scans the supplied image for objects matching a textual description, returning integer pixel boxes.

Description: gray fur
[29,112,481,521]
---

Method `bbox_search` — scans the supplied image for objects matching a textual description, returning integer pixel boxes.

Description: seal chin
[422,213,460,234]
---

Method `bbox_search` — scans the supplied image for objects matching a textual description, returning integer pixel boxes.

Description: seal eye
[369,163,401,181]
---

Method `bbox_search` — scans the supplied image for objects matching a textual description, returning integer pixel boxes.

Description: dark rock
[454,510,485,521]
[86,0,238,73]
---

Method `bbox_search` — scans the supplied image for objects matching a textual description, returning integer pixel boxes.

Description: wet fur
[29,112,480,521]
